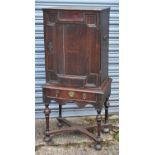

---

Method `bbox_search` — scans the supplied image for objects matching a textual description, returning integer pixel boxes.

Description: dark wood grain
[43,9,107,87]
[42,7,111,150]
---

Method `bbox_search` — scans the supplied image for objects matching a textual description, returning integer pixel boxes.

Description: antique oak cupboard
[42,6,112,150]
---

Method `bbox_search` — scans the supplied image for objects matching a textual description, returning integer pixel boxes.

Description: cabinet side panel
[43,11,48,81]
[100,9,110,81]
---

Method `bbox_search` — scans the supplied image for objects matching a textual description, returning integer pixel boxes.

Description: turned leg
[57,104,63,127]
[44,98,51,142]
[95,109,102,150]
[102,98,110,133]
[59,104,62,118]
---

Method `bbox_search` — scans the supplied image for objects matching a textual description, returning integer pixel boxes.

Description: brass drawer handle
[68,91,75,98]
[56,90,60,97]
[82,93,87,100]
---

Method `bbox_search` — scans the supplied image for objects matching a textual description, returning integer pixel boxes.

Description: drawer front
[46,89,96,102]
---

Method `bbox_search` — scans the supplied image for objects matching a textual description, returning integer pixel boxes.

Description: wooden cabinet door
[44,10,100,87]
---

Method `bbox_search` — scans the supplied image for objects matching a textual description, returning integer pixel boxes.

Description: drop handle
[56,90,60,97]
[68,91,75,98]
[48,41,53,54]
[82,93,87,100]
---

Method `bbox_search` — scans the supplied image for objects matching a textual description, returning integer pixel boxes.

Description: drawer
[46,89,96,102]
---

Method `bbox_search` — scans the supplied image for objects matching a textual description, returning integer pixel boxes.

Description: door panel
[45,11,100,87]
[64,24,90,75]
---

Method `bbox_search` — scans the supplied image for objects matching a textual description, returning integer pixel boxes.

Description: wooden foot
[94,143,102,150]
[57,121,63,128]
[44,135,52,142]
[102,127,110,133]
